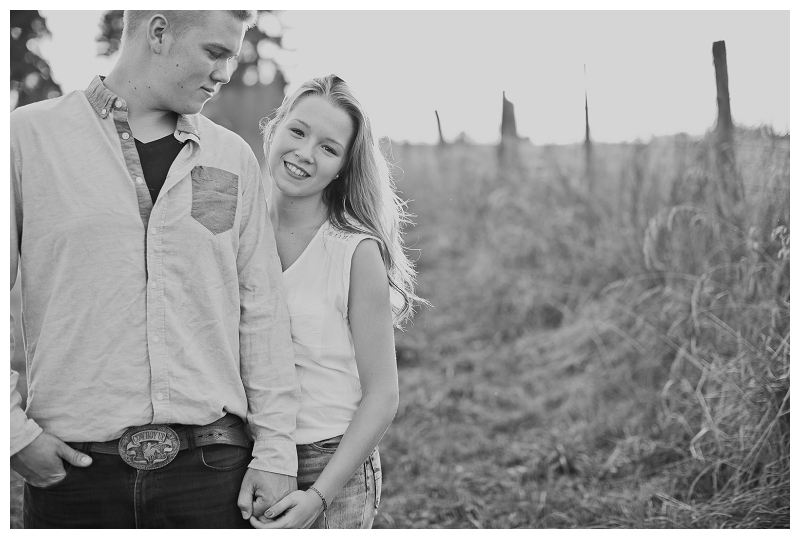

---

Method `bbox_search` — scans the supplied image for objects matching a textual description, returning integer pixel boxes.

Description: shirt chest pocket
[287,303,324,362]
[190,166,238,235]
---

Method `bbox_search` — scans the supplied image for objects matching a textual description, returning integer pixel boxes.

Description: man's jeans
[23,443,252,528]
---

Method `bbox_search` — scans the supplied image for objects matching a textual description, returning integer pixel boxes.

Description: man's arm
[10,141,42,455]
[234,153,301,520]
[9,138,92,485]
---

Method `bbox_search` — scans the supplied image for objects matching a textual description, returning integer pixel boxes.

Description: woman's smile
[285,161,311,178]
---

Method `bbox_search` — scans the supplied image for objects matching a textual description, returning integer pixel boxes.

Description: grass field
[10,129,789,528]
[372,132,789,528]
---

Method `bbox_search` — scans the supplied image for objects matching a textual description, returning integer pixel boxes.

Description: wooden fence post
[435,110,446,146]
[583,64,593,193]
[713,41,734,146]
[500,91,519,140]
[498,91,521,170]
[712,40,744,215]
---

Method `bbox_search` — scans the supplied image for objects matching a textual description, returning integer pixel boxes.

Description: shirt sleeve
[236,153,301,476]
[10,138,43,455]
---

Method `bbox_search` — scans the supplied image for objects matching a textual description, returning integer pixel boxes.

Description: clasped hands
[242,474,325,529]
[238,469,324,529]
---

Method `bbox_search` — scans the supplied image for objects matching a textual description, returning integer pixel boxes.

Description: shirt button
[115,99,123,108]
[121,132,130,140]
[136,177,144,184]
[153,335,160,343]
[150,228,157,235]
[100,108,107,115]
[156,393,164,401]
[151,281,158,289]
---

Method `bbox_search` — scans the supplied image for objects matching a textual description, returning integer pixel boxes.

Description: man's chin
[184,103,206,115]
[172,99,207,116]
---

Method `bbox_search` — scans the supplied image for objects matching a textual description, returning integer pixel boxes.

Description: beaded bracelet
[308,486,328,512]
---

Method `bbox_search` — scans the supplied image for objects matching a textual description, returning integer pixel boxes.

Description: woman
[251,75,424,529]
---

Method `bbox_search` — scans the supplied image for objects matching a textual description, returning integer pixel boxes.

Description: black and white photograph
[8,5,791,529]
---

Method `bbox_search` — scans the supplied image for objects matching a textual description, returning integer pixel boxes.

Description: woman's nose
[294,147,313,163]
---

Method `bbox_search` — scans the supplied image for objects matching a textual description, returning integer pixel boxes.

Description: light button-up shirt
[10,76,301,475]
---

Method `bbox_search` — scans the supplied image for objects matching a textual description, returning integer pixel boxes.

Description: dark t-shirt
[135,134,184,204]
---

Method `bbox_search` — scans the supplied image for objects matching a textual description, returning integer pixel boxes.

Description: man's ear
[147,14,169,54]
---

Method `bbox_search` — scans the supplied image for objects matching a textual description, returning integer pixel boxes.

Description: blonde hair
[262,74,426,327]
[122,10,257,45]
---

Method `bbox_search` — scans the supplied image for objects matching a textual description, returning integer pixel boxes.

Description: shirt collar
[83,75,118,119]
[84,75,201,142]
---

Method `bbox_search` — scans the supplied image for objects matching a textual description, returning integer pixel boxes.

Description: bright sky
[37,9,789,144]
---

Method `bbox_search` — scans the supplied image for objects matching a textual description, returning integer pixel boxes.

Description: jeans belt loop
[185,426,197,452]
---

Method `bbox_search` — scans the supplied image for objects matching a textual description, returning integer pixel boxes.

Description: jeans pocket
[27,462,73,490]
[199,444,251,471]
[309,435,342,454]
[190,166,238,235]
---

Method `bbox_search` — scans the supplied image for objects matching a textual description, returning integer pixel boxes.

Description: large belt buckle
[118,424,180,470]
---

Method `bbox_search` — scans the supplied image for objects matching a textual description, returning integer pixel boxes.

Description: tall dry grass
[383,127,788,527]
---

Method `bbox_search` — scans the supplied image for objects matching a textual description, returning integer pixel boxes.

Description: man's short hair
[122,10,258,45]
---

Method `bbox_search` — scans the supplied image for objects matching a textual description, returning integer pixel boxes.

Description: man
[10,10,301,528]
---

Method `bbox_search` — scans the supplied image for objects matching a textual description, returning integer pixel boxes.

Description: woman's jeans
[23,444,252,528]
[297,436,382,529]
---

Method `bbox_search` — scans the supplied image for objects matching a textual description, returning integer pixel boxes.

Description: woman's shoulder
[321,221,382,286]
[322,219,378,245]
[322,222,356,242]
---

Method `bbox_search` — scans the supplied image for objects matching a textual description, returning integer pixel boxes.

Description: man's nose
[211,61,232,85]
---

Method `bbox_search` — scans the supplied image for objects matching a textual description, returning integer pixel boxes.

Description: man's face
[154,11,246,115]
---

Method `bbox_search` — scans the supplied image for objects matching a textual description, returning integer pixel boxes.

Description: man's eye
[208,50,222,59]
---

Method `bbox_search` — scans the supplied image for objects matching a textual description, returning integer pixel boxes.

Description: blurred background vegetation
[10,11,62,108]
[10,10,789,529]
[382,128,788,528]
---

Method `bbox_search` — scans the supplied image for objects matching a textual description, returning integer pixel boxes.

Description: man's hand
[237,469,297,522]
[10,431,92,488]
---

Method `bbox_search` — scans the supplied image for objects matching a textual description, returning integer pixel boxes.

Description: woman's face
[268,95,355,200]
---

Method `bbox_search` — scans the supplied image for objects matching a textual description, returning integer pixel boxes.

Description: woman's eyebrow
[291,118,346,149]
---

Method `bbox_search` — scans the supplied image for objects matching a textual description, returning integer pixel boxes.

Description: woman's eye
[322,145,337,156]
[290,128,303,136]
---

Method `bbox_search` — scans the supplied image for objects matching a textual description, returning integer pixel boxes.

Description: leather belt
[67,414,251,470]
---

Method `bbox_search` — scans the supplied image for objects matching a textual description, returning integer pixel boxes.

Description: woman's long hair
[261,74,426,327]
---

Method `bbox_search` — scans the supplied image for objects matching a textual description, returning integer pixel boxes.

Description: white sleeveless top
[283,220,378,445]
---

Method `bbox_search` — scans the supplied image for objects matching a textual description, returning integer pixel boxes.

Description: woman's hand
[249,489,325,529]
